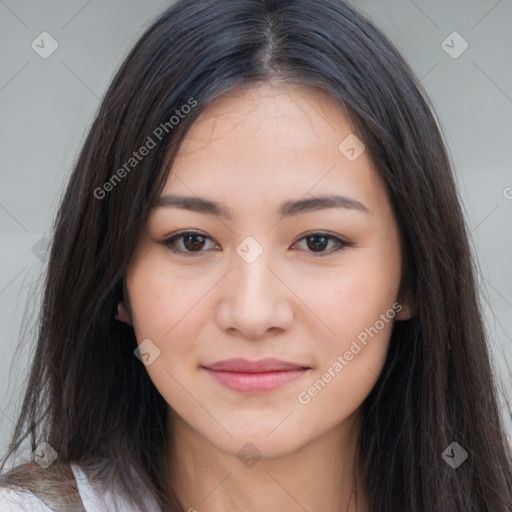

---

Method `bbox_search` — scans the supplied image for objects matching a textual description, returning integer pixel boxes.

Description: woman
[1,0,511,511]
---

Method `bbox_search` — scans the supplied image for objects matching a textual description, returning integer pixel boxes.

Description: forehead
[163,82,384,214]
[177,82,352,153]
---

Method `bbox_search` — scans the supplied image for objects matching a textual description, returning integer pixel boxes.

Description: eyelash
[159,230,351,257]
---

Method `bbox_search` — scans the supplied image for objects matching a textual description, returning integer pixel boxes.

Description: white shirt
[0,463,160,512]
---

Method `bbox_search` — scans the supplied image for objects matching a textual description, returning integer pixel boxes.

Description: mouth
[201,358,311,393]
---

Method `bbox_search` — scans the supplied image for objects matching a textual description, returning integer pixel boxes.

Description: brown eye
[183,234,207,251]
[160,231,219,255]
[292,232,349,255]
[306,235,329,252]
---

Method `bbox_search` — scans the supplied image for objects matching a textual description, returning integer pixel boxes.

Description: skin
[119,82,411,512]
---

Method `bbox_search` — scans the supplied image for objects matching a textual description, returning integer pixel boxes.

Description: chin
[203,424,311,462]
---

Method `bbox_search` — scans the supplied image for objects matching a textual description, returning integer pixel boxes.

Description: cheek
[291,242,401,405]
[126,251,211,342]
[126,256,212,417]
[293,253,401,344]
[294,272,398,426]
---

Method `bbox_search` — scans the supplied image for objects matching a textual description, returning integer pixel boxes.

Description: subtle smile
[201,358,311,393]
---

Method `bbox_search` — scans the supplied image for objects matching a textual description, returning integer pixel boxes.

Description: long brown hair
[1,1,511,510]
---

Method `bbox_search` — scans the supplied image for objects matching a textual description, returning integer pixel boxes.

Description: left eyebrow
[153,193,370,218]
[279,194,370,216]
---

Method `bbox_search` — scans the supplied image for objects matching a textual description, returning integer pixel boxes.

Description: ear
[394,285,414,320]
[395,270,414,320]
[394,300,413,321]
[115,301,132,326]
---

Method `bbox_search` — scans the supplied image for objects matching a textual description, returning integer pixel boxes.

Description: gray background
[1,0,511,460]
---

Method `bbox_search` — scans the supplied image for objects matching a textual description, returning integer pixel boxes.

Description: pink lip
[202,358,310,393]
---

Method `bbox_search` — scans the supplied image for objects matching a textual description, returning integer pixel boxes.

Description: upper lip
[203,358,310,373]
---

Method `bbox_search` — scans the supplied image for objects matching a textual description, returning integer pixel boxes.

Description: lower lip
[204,368,308,393]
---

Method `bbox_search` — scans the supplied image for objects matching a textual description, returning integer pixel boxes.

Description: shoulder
[1,461,160,512]
[0,485,54,511]
[71,463,161,512]
[0,461,83,512]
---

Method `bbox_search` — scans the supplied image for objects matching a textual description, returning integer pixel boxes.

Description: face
[121,83,410,459]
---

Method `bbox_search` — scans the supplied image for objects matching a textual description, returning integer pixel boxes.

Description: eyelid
[290,231,351,255]
[159,230,351,256]
[159,230,221,256]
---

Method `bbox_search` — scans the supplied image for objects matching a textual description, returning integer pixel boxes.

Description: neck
[167,409,365,512]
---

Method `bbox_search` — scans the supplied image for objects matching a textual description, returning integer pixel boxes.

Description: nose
[214,249,295,339]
